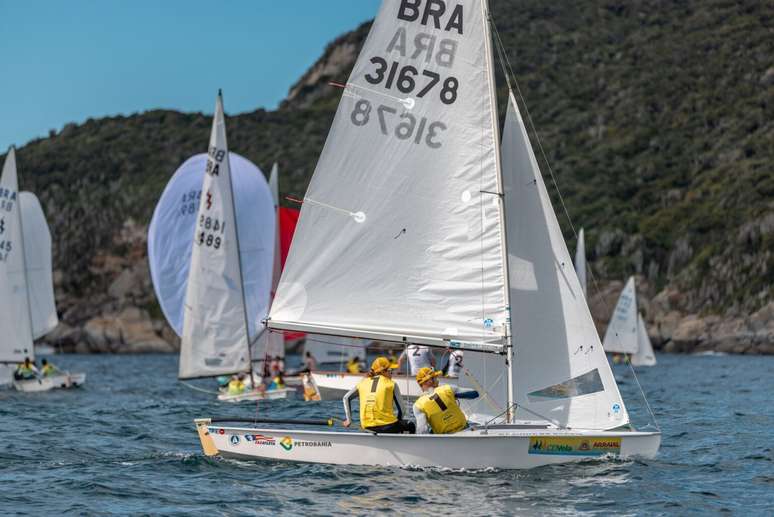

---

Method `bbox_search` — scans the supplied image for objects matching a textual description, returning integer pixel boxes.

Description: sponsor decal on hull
[528,436,621,456]
[279,436,333,452]
[245,434,276,446]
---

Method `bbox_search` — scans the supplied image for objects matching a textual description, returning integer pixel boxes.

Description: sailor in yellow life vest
[14,357,39,380]
[227,374,246,395]
[40,358,58,377]
[346,356,363,374]
[342,357,416,434]
[412,367,479,434]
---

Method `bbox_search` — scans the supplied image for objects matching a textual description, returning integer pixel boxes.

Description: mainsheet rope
[488,15,659,431]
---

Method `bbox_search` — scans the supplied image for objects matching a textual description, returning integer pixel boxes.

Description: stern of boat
[195,418,219,457]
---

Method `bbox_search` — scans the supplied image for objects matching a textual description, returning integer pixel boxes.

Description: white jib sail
[631,313,656,366]
[179,93,252,379]
[502,93,629,429]
[257,163,285,359]
[20,192,58,339]
[602,276,639,354]
[575,228,587,298]
[0,148,34,363]
[269,0,508,351]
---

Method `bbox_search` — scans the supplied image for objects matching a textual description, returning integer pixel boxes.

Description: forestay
[269,0,508,351]
[148,153,274,340]
[179,94,255,379]
[20,192,58,339]
[574,228,587,298]
[502,93,629,430]
[0,148,34,363]
[602,276,639,354]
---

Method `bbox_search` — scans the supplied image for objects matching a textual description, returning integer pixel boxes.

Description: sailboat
[602,277,657,367]
[194,0,660,468]
[0,148,85,392]
[574,228,587,298]
[173,91,293,403]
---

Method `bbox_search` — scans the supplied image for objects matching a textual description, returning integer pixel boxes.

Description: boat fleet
[2,0,661,470]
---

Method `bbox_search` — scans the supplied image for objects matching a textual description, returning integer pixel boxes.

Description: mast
[220,90,256,384]
[482,0,514,422]
[14,147,37,361]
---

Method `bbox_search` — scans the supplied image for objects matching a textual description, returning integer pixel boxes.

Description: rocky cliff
[7,0,773,355]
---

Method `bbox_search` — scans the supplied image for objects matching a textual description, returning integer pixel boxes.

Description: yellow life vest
[347,360,361,374]
[271,376,285,389]
[42,364,55,377]
[415,384,467,434]
[357,375,397,429]
[17,364,34,376]
[228,379,245,395]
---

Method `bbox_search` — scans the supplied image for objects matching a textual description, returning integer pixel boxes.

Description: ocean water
[0,353,772,516]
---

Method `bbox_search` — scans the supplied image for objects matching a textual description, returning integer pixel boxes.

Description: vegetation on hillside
[4,0,772,323]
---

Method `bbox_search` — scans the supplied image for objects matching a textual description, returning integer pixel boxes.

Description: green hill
[5,0,773,354]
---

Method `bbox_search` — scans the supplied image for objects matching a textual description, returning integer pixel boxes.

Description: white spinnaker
[631,313,656,366]
[502,93,629,429]
[20,192,58,339]
[256,163,285,359]
[179,94,252,379]
[270,0,508,350]
[0,148,34,363]
[575,228,587,298]
[602,276,639,354]
[148,153,274,339]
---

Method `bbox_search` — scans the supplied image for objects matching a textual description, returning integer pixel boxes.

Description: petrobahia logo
[279,436,332,451]
[280,436,293,451]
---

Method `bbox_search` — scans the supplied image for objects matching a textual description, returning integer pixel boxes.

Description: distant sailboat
[602,276,656,366]
[174,91,292,402]
[574,228,587,298]
[0,147,85,392]
[194,0,659,468]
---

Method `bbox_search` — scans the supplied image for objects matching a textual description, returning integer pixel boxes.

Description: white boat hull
[195,419,660,470]
[217,387,294,403]
[13,372,86,392]
[311,371,458,401]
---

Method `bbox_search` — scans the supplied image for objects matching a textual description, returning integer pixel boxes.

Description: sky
[0,0,381,150]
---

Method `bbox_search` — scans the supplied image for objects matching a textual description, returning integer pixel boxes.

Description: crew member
[303,351,317,372]
[227,374,246,395]
[14,357,39,380]
[442,350,464,378]
[387,351,399,370]
[268,373,285,391]
[40,358,58,377]
[346,356,363,374]
[412,367,479,434]
[342,357,415,434]
[396,344,435,375]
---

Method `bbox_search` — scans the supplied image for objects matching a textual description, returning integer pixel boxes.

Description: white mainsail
[20,192,58,339]
[179,93,252,379]
[0,148,34,363]
[631,313,657,366]
[602,276,639,354]
[269,0,508,351]
[502,93,629,429]
[574,228,587,298]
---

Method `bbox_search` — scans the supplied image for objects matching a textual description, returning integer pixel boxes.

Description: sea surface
[0,353,772,516]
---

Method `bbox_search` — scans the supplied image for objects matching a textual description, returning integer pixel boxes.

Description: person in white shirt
[396,344,435,375]
[443,350,464,378]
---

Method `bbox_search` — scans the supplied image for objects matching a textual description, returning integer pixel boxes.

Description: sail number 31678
[351,99,446,149]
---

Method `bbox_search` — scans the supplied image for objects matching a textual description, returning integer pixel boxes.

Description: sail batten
[269,0,509,352]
